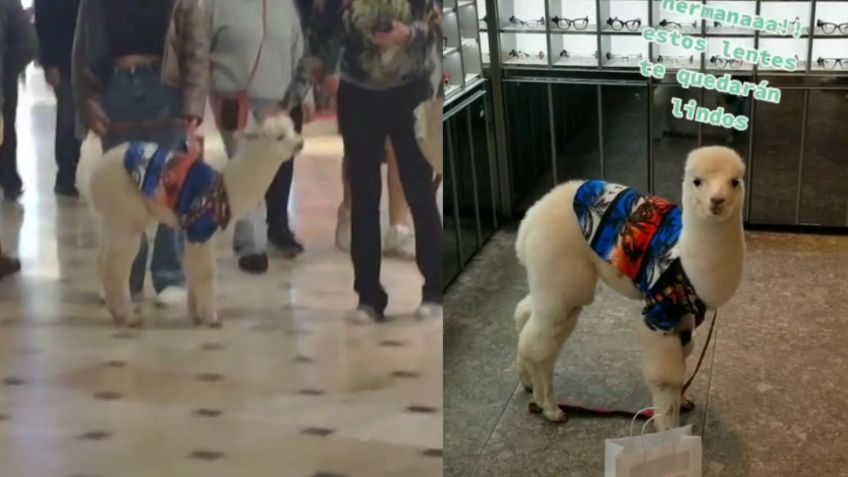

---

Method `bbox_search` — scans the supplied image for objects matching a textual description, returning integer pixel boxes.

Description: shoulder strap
[246,0,267,89]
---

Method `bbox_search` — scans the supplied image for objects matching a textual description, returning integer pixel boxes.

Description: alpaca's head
[681,146,745,222]
[243,112,304,159]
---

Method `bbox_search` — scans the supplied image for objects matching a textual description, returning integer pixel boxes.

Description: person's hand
[322,75,339,96]
[44,67,61,88]
[302,103,316,124]
[370,21,412,49]
[184,116,200,130]
[86,99,110,137]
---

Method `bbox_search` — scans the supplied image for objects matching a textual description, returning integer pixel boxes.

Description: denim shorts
[101,64,185,151]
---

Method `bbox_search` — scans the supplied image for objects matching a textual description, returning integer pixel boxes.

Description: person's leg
[222,131,268,273]
[129,233,148,297]
[335,153,353,251]
[386,82,443,307]
[0,73,22,198]
[266,106,304,257]
[338,81,389,318]
[386,141,411,227]
[383,139,415,259]
[54,70,81,195]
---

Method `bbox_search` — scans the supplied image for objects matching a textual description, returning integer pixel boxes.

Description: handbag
[210,0,266,132]
[605,421,703,477]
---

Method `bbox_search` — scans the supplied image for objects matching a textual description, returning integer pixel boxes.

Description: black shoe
[238,253,269,274]
[54,183,80,197]
[268,229,304,259]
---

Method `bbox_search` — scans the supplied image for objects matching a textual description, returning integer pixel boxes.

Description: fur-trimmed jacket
[72,0,209,136]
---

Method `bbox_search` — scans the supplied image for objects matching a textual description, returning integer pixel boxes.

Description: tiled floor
[445,229,848,477]
[0,68,442,477]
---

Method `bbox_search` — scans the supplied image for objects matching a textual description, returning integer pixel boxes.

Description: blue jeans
[101,65,186,294]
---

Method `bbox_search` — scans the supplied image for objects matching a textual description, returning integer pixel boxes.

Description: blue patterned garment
[123,141,231,244]
[573,180,706,346]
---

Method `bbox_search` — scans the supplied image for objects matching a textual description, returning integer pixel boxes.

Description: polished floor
[445,229,848,477]
[0,68,442,477]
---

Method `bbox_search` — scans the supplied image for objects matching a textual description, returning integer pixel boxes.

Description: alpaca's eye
[693,178,702,187]
[276,134,286,141]
[730,179,740,188]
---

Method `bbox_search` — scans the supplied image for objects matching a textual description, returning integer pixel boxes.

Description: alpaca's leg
[639,324,686,431]
[185,243,218,327]
[100,226,141,326]
[514,294,534,392]
[519,306,581,422]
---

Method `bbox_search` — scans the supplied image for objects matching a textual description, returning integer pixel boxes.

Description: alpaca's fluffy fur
[514,146,745,430]
[79,115,303,327]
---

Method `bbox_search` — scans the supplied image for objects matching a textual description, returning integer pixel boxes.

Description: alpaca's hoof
[192,316,204,327]
[543,407,568,423]
[112,317,126,327]
[523,384,533,394]
[681,398,696,412]
[208,320,222,329]
[126,318,144,329]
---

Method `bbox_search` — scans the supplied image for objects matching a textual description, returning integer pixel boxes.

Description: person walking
[0,0,37,201]
[34,0,82,196]
[0,0,31,274]
[73,0,208,305]
[204,0,313,272]
[308,0,443,321]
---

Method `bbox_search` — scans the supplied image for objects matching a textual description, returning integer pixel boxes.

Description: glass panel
[503,81,554,211]
[799,90,848,226]
[452,109,481,263]
[469,94,497,243]
[749,90,804,225]
[652,85,699,204]
[551,83,601,183]
[602,84,649,191]
[443,119,461,285]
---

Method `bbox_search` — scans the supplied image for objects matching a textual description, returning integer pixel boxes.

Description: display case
[478,0,848,74]
[444,0,486,100]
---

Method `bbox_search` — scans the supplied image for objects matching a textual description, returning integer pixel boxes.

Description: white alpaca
[82,115,303,327]
[514,146,745,430]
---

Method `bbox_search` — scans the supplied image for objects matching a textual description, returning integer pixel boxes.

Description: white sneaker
[154,286,187,308]
[416,302,443,320]
[348,304,384,324]
[383,224,415,260]
[335,207,351,252]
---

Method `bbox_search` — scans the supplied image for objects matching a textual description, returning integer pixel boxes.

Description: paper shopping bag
[605,424,702,477]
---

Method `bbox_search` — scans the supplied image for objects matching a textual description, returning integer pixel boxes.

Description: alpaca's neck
[679,210,745,308]
[221,139,287,220]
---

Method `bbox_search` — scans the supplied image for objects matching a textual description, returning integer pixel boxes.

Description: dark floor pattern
[445,230,848,477]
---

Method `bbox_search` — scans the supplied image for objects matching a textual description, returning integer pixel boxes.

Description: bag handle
[246,0,267,90]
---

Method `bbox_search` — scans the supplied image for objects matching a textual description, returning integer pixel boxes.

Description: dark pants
[0,73,21,194]
[265,106,303,233]
[338,79,443,313]
[54,70,81,188]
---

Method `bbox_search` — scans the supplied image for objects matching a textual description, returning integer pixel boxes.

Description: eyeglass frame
[817,57,848,69]
[509,15,546,28]
[607,16,642,31]
[605,52,643,63]
[508,49,546,60]
[551,15,589,30]
[816,19,848,34]
[709,56,744,69]
[657,55,694,65]
[658,19,697,30]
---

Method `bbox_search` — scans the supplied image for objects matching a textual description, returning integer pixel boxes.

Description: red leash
[528,310,718,421]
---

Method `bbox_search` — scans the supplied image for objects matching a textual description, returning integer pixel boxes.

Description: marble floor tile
[445,229,848,477]
[0,67,442,476]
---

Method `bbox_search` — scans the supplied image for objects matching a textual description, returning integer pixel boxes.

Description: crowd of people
[0,0,443,320]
